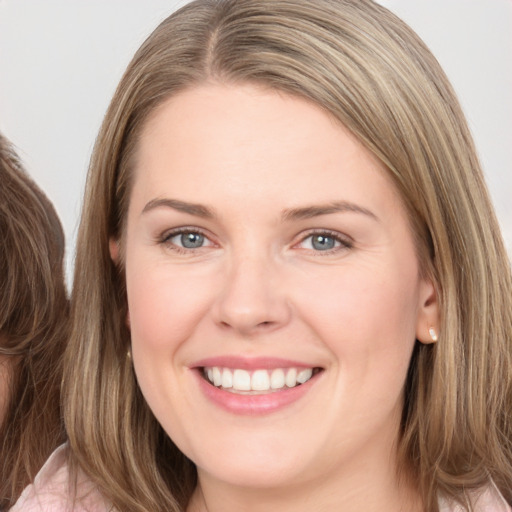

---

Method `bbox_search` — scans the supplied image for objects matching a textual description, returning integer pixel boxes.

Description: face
[121,84,438,493]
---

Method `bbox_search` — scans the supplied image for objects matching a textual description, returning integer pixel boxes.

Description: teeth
[251,370,270,391]
[270,368,285,389]
[221,368,233,388]
[297,368,313,384]
[212,367,222,387]
[233,369,251,391]
[203,366,316,392]
[285,368,297,388]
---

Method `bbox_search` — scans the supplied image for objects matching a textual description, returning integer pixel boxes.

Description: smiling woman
[11,1,512,511]
[123,86,434,461]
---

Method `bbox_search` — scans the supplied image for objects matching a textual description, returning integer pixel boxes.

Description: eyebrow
[141,198,378,222]
[142,198,215,218]
[282,201,378,222]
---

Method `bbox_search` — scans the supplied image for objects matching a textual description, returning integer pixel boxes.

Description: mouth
[201,366,323,394]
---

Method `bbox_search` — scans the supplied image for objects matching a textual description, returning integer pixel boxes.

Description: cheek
[293,264,420,373]
[301,268,418,332]
[124,260,211,438]
[125,257,216,353]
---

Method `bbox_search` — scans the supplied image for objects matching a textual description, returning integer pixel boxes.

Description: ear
[109,238,120,263]
[415,277,440,344]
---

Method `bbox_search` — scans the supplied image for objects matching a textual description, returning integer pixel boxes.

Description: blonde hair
[64,1,512,510]
[0,133,68,509]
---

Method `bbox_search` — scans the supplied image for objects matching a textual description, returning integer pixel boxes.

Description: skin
[117,83,439,512]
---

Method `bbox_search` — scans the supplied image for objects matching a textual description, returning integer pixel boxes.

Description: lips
[191,357,323,414]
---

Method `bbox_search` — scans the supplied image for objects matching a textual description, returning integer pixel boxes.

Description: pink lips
[191,356,321,415]
[192,356,313,370]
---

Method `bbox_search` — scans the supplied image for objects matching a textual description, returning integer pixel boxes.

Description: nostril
[256,320,277,330]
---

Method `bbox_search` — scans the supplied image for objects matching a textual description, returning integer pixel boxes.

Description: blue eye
[298,232,351,252]
[163,230,212,250]
[310,234,337,251]
[178,232,205,248]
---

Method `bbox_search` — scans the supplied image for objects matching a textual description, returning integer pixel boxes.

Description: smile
[193,357,324,414]
[203,366,319,393]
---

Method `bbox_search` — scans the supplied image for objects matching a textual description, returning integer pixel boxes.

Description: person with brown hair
[0,133,68,509]
[13,1,512,511]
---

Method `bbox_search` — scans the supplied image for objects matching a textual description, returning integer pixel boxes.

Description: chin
[189,434,316,488]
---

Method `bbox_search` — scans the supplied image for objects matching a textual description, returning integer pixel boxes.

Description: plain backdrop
[0,0,511,282]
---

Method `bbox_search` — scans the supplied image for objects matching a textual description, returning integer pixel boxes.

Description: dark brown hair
[0,133,68,509]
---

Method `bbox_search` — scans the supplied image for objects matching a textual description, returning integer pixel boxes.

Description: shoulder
[439,483,511,512]
[10,444,111,512]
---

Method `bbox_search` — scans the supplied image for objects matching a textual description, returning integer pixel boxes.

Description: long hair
[0,133,68,509]
[64,1,512,510]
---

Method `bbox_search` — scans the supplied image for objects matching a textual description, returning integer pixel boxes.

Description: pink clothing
[438,486,511,512]
[10,445,109,512]
[11,445,512,511]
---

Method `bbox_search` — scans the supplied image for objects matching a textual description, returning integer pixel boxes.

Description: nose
[212,251,291,336]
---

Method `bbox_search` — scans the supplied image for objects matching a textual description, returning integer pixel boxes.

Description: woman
[0,133,68,509]
[13,0,512,510]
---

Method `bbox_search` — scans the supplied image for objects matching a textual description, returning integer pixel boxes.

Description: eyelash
[157,228,353,255]
[294,229,353,255]
[158,227,214,255]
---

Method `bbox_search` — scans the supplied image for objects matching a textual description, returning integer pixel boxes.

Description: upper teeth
[204,367,314,392]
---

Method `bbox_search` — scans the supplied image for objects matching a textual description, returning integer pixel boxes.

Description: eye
[174,232,206,249]
[160,228,214,252]
[296,231,352,253]
[308,234,338,251]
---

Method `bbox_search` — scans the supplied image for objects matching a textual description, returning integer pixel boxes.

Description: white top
[11,445,512,511]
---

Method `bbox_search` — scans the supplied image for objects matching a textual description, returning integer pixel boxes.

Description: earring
[127,348,132,359]
[428,327,438,342]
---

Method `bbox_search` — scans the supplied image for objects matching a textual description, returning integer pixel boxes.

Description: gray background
[0,0,510,282]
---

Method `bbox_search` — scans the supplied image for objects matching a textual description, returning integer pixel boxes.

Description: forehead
[138,83,346,164]
[133,83,393,204]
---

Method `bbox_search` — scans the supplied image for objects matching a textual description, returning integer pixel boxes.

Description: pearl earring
[428,327,438,342]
